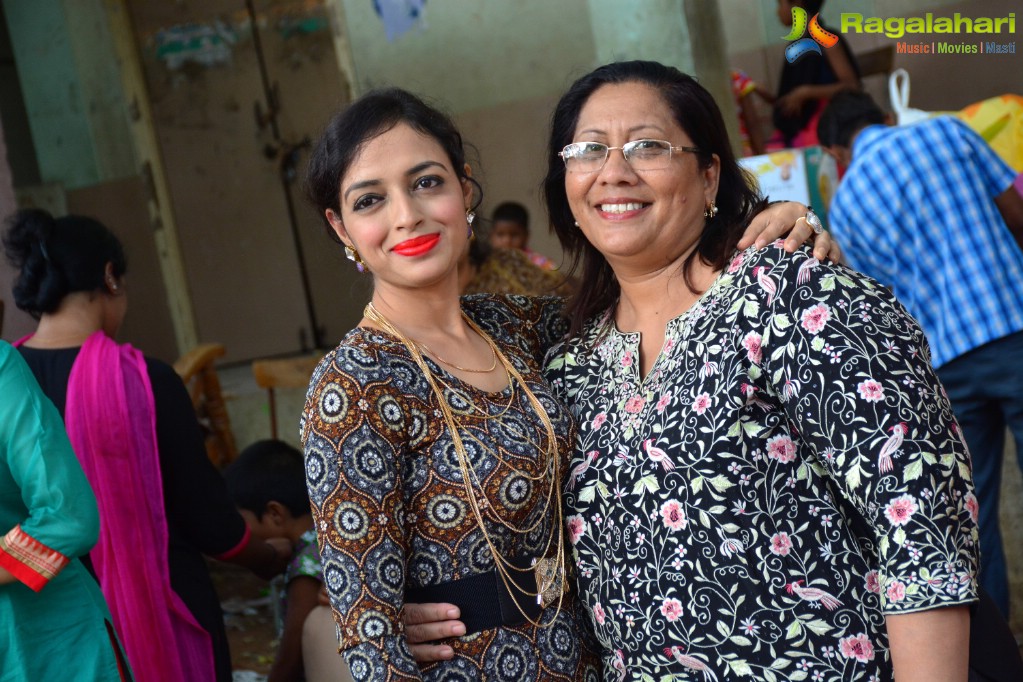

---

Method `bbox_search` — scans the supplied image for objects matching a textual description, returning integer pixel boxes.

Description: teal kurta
[0,341,125,681]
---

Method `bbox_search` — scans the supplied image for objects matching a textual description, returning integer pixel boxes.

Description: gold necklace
[433,368,517,420]
[362,302,567,626]
[364,303,498,374]
[367,303,559,518]
[417,339,498,374]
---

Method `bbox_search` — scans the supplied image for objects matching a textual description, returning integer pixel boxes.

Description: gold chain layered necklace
[363,302,567,625]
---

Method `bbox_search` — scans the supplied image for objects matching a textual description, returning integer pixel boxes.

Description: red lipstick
[392,234,440,257]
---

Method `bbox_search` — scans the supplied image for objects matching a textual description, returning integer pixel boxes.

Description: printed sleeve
[0,345,100,591]
[760,249,979,614]
[530,295,569,356]
[301,346,421,681]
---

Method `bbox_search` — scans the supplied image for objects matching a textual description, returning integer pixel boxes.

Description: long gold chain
[366,302,559,521]
[363,302,567,626]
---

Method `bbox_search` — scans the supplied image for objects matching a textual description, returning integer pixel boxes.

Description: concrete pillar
[584,0,741,157]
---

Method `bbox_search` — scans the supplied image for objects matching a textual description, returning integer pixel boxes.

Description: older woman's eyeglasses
[559,139,701,173]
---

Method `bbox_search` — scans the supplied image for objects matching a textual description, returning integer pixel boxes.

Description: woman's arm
[303,349,422,681]
[887,608,970,681]
[269,575,322,682]
[762,252,978,656]
[777,44,860,116]
[0,345,100,591]
[148,360,290,579]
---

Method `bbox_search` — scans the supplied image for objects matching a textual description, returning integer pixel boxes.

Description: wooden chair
[174,343,238,468]
[251,355,321,439]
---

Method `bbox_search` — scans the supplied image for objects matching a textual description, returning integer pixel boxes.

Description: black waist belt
[405,555,543,635]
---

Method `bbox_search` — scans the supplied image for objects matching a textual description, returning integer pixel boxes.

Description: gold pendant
[533,557,567,607]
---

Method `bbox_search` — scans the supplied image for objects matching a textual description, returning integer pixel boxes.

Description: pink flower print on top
[886,580,906,602]
[769,532,793,556]
[865,570,881,594]
[591,412,607,430]
[656,392,673,413]
[567,515,587,544]
[692,392,711,415]
[624,395,646,414]
[743,331,763,364]
[766,434,797,464]
[800,303,831,334]
[884,494,919,527]
[728,252,744,274]
[964,492,979,523]
[660,500,688,531]
[728,253,745,273]
[593,601,606,625]
[622,351,634,368]
[857,380,885,402]
[660,598,684,622]
[838,633,875,662]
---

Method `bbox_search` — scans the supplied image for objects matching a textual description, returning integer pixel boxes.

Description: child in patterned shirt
[224,440,350,682]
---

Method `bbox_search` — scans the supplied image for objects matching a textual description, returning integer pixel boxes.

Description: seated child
[224,440,350,682]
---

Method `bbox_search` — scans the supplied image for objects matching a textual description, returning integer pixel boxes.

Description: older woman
[540,61,976,681]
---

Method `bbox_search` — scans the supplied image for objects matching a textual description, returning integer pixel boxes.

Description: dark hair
[543,60,766,337]
[491,201,529,231]
[223,440,309,519]
[306,87,482,243]
[817,90,886,149]
[2,208,127,319]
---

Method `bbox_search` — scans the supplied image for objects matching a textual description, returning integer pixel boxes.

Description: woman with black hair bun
[3,209,293,682]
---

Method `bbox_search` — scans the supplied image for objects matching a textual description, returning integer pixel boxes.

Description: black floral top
[302,294,601,682]
[545,244,979,681]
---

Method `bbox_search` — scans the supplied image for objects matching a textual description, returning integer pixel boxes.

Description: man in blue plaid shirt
[818,90,1023,617]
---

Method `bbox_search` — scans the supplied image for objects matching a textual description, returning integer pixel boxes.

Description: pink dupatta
[20,331,215,681]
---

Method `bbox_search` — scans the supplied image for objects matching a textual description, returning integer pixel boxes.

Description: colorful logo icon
[783,7,839,62]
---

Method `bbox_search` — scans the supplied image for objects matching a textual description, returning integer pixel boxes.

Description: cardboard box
[738,147,839,229]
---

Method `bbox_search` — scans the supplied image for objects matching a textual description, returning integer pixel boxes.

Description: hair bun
[3,209,68,317]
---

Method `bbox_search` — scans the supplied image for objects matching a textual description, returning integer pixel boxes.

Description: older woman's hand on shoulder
[737,201,842,262]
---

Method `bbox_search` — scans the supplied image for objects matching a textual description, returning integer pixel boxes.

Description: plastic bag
[888,68,936,125]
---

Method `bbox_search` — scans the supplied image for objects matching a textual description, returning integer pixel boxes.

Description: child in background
[224,440,350,682]
[489,201,556,270]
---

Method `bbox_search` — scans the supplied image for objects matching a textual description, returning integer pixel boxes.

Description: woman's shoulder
[310,328,398,384]
[462,292,562,317]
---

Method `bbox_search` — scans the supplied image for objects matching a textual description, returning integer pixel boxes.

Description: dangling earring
[466,210,476,240]
[344,245,367,273]
[704,201,719,219]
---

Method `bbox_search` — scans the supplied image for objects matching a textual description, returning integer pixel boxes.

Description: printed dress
[302,294,600,682]
[545,244,979,681]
